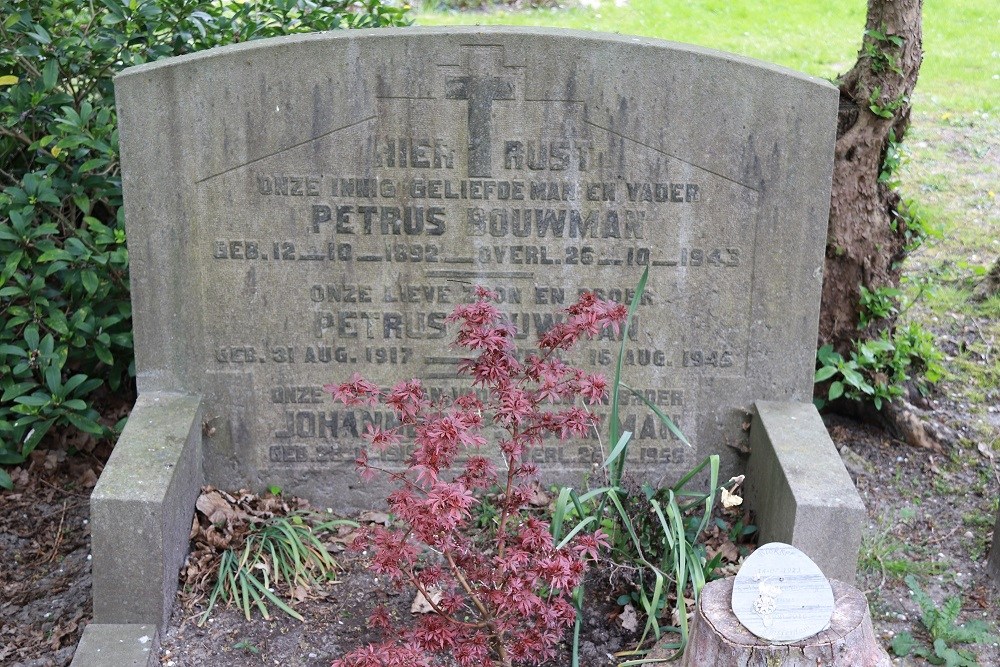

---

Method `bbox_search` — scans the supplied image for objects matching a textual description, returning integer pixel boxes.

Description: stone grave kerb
[84,28,866,648]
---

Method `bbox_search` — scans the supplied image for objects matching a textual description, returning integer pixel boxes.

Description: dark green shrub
[0,0,410,488]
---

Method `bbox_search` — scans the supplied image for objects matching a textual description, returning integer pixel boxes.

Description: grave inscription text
[196,44,757,476]
[116,28,837,501]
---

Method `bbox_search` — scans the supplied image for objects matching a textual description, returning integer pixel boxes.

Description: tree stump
[678,577,891,667]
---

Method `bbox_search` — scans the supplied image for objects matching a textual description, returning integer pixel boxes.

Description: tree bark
[819,0,924,352]
[988,511,1000,589]
[972,256,1000,301]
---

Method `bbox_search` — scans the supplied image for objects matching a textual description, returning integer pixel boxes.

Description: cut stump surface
[678,577,891,667]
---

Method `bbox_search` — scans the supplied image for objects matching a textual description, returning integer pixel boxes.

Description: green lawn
[415,0,998,114]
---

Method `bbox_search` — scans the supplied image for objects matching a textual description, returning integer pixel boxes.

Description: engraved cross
[445,46,516,178]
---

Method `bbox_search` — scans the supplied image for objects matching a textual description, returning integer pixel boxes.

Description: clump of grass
[180,487,356,624]
[200,512,347,624]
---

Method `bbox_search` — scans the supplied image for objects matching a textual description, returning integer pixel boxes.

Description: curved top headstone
[115,27,838,508]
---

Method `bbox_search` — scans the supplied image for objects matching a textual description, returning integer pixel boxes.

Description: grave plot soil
[158,545,645,667]
[0,450,101,667]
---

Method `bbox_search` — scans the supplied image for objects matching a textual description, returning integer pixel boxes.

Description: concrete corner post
[90,392,203,629]
[745,401,866,584]
[69,624,159,667]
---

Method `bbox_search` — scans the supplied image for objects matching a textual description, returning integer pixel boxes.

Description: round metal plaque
[731,542,835,643]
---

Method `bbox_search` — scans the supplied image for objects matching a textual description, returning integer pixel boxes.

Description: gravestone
[113,26,837,508]
[731,542,834,643]
[87,27,866,644]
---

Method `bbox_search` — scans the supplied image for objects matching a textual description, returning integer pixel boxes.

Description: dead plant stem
[45,501,68,564]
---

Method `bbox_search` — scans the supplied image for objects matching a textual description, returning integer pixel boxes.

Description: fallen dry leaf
[359,510,392,526]
[77,468,98,488]
[706,531,741,563]
[720,487,743,508]
[619,603,638,632]
[410,587,442,614]
[196,490,250,526]
[9,468,30,487]
[527,480,550,507]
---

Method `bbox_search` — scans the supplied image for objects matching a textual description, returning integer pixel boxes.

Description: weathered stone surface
[676,577,891,667]
[745,401,866,584]
[91,393,203,628]
[731,542,835,643]
[69,625,159,667]
[116,27,837,508]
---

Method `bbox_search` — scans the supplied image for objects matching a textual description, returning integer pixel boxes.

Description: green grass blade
[246,571,304,621]
[666,492,688,585]
[578,486,615,504]
[644,569,665,641]
[199,550,234,626]
[229,564,245,616]
[622,383,692,448]
[239,570,253,620]
[571,583,584,667]
[670,453,712,491]
[314,517,359,532]
[609,265,650,486]
[266,540,283,586]
[665,490,693,651]
[556,516,597,550]
[569,489,587,523]
[618,656,676,666]
[648,498,675,555]
[273,521,304,570]
[601,430,634,470]
[551,486,574,541]
[606,488,645,558]
[687,542,707,594]
[688,455,720,542]
[245,575,270,618]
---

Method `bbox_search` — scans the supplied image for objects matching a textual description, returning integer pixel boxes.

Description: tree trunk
[819,0,924,352]
[989,511,1000,589]
[678,578,892,667]
[972,256,1000,301]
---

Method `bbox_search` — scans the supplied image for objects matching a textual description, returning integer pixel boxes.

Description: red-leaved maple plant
[327,288,628,667]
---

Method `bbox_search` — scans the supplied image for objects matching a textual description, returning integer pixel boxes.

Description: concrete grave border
[69,624,160,667]
[90,393,203,628]
[746,401,866,584]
